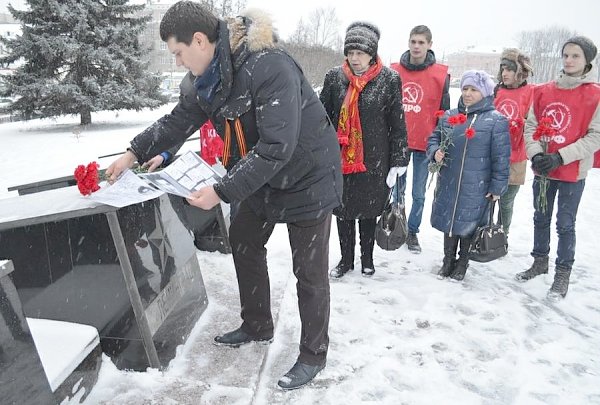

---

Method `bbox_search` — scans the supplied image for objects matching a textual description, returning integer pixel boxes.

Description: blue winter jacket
[427,96,510,237]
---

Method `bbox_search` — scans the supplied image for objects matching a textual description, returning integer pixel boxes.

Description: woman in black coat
[320,21,409,277]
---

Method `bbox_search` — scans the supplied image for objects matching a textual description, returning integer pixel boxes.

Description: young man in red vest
[518,36,600,299]
[389,25,450,253]
[493,49,534,235]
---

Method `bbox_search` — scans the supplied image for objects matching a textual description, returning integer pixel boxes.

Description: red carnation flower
[465,128,476,139]
[434,110,445,118]
[532,116,557,142]
[457,114,467,124]
[73,161,101,196]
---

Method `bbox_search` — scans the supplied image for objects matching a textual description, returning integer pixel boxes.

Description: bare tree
[306,7,340,49]
[517,26,576,83]
[282,42,343,88]
[289,17,310,45]
[201,0,247,17]
[290,7,341,51]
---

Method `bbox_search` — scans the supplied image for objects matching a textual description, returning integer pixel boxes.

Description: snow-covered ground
[1,97,600,404]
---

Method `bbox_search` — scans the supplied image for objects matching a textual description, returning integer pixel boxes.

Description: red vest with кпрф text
[390,63,448,151]
[533,81,600,182]
[494,85,534,163]
[199,120,223,166]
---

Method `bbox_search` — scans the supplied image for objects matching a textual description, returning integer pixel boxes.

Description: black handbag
[469,200,508,263]
[375,178,408,251]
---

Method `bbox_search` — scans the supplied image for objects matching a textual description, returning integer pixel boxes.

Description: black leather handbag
[375,179,408,251]
[469,200,508,263]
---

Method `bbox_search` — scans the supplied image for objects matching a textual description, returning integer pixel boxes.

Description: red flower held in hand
[465,127,476,139]
[447,113,468,126]
[74,161,101,196]
[434,110,445,118]
[532,116,557,142]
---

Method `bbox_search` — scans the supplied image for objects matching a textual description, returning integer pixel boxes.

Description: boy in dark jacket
[106,1,342,390]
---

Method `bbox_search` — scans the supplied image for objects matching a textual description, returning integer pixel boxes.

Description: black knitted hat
[344,21,380,58]
[562,36,598,64]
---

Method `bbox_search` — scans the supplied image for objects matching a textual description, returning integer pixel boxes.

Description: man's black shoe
[214,327,273,347]
[277,361,325,390]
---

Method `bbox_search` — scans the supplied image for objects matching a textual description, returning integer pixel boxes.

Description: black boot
[361,259,375,277]
[450,256,469,281]
[515,256,549,282]
[449,237,470,281]
[547,266,571,299]
[437,256,456,279]
[359,218,376,277]
[438,234,459,279]
[277,361,326,390]
[331,218,356,278]
[329,260,354,278]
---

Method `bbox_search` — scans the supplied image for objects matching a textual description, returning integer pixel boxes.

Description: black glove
[536,153,563,175]
[531,153,545,174]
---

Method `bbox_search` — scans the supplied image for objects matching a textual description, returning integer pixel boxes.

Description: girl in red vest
[493,48,534,235]
[518,36,600,299]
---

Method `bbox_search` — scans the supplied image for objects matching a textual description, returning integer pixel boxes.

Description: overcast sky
[2,0,598,63]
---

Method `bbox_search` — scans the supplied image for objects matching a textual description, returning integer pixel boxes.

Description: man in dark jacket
[106,1,342,390]
[390,25,450,253]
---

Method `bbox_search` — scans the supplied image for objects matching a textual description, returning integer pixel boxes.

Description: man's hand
[142,155,165,173]
[530,153,544,173]
[186,186,221,210]
[536,153,563,175]
[105,150,137,183]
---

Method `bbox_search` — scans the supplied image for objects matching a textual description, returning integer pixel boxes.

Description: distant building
[139,0,187,76]
[446,46,503,84]
[0,12,20,57]
[0,12,16,24]
[0,16,21,70]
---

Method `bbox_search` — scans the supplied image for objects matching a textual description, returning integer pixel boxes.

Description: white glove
[386,166,407,188]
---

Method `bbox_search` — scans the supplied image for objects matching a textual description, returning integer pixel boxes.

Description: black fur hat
[344,21,380,58]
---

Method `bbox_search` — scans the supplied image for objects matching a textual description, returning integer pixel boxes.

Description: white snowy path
[1,105,600,404]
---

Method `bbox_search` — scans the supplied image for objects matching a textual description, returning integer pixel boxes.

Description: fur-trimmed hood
[226,9,278,53]
[497,48,533,85]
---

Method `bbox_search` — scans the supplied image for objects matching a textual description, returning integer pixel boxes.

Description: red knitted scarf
[338,57,383,174]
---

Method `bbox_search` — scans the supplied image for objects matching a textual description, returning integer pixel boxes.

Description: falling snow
[1,97,599,404]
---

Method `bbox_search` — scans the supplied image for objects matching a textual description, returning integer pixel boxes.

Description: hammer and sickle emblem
[403,85,419,104]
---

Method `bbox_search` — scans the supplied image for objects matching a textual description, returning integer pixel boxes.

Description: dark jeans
[229,201,332,366]
[393,150,429,234]
[532,176,585,269]
[336,217,377,268]
[499,184,520,234]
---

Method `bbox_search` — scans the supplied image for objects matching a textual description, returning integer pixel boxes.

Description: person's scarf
[194,45,221,103]
[337,57,383,174]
